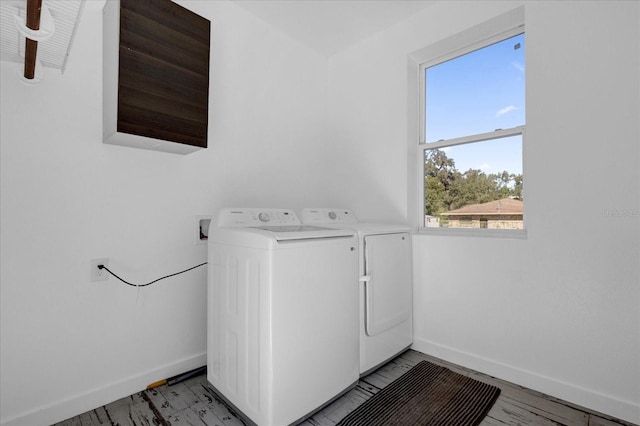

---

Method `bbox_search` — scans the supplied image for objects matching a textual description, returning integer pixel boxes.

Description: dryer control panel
[302,208,358,224]
[216,208,301,227]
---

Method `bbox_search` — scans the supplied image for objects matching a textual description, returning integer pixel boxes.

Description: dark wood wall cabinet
[103,0,210,154]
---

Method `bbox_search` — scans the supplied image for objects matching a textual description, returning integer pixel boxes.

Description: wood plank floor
[55,350,638,426]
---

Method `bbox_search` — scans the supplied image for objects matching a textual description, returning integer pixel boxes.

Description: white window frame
[410,7,527,239]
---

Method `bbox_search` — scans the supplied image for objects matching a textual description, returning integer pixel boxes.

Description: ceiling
[0,0,435,76]
[232,0,436,57]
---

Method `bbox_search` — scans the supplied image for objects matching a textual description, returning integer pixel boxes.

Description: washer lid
[252,225,354,241]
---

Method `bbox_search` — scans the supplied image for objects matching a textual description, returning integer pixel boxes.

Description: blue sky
[425,33,525,175]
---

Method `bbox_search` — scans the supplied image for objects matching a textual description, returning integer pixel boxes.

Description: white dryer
[207,208,359,426]
[302,208,412,375]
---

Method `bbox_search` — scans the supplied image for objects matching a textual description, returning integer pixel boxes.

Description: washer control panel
[216,208,301,227]
[301,208,358,224]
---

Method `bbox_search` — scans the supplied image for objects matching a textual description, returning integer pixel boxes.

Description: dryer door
[364,233,412,336]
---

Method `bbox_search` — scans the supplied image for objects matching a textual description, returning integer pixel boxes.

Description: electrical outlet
[91,258,109,282]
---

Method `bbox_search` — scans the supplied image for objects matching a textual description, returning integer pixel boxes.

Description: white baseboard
[1,352,207,426]
[411,338,639,425]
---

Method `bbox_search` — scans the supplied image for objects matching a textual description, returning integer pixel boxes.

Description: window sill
[417,227,527,239]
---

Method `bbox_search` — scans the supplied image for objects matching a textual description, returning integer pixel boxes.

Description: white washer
[302,208,412,375]
[207,208,359,426]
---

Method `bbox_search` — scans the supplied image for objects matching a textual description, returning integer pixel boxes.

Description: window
[418,19,525,235]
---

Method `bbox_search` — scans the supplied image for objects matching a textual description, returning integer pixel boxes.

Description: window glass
[424,135,523,221]
[422,31,525,231]
[425,33,525,143]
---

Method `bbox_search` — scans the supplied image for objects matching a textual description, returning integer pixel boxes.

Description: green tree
[511,173,523,200]
[448,169,496,210]
[424,149,457,215]
[424,149,523,217]
[488,171,523,201]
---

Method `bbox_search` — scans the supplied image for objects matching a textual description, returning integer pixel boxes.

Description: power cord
[98,262,208,287]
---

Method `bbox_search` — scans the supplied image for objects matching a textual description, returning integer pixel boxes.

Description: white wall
[328,0,639,423]
[0,1,332,424]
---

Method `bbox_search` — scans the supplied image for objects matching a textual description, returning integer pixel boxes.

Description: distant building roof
[441,198,523,216]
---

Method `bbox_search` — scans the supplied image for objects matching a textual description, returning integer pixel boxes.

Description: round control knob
[328,211,337,220]
[258,212,270,222]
